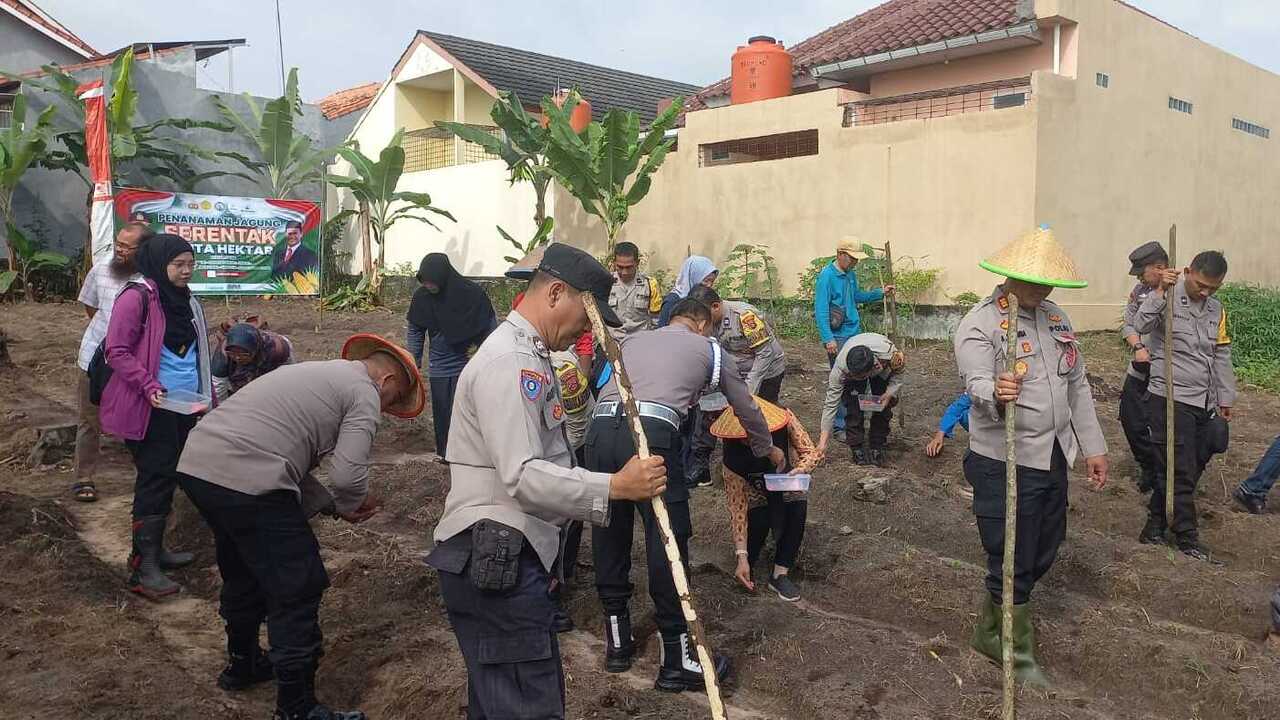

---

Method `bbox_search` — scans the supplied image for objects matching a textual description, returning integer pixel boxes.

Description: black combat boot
[852,447,870,466]
[1233,486,1267,515]
[271,706,367,720]
[273,663,366,720]
[217,625,275,691]
[1137,515,1166,545]
[128,516,180,599]
[867,448,887,467]
[603,612,635,673]
[655,631,730,693]
[1177,537,1225,565]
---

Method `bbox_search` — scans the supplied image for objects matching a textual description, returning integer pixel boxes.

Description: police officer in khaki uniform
[1133,250,1236,561]
[427,243,667,720]
[608,241,662,335]
[955,226,1108,686]
[684,285,787,486]
[1118,241,1168,493]
[588,296,784,691]
[816,332,906,466]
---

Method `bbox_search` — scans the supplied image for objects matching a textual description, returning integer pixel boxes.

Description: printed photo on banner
[114,188,321,296]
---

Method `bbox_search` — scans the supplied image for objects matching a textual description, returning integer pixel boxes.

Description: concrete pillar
[453,70,465,165]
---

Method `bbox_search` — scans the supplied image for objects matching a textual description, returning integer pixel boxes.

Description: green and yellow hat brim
[979,260,1088,289]
[980,225,1088,289]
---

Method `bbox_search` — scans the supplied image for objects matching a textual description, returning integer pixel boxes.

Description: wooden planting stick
[1002,291,1020,720]
[1165,225,1177,529]
[583,296,727,720]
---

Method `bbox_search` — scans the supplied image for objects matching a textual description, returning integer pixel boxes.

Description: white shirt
[76,260,142,370]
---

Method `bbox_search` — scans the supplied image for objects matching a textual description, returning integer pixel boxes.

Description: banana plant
[541,90,682,253]
[437,91,562,260]
[0,92,55,271]
[2,48,235,188]
[1,221,69,300]
[327,128,454,297]
[210,67,329,199]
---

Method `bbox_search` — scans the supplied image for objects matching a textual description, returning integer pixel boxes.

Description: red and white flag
[77,80,114,265]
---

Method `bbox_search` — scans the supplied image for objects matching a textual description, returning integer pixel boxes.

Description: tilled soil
[2,296,1280,719]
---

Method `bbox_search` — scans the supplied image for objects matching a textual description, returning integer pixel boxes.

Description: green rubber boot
[1011,603,1050,687]
[969,594,1002,664]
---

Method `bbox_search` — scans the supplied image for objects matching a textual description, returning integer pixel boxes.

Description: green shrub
[1217,283,1280,392]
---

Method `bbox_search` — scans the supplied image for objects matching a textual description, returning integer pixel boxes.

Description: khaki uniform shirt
[1121,282,1157,380]
[552,349,593,450]
[1134,279,1237,410]
[821,333,904,434]
[717,300,786,392]
[436,310,613,572]
[955,288,1107,471]
[177,360,380,515]
[599,323,774,458]
[608,272,661,335]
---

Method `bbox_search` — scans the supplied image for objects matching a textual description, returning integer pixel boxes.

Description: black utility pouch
[470,520,526,592]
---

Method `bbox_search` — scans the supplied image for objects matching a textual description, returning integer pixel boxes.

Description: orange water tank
[541,90,593,133]
[731,36,793,105]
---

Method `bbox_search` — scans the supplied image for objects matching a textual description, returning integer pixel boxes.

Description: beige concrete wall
[1033,0,1280,329]
[395,83,447,131]
[554,88,1041,307]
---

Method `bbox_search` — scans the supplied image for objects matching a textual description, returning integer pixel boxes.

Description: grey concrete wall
[0,12,86,76]
[5,47,351,258]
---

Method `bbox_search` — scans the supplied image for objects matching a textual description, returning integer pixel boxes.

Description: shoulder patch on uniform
[647,276,663,313]
[1217,307,1231,345]
[997,295,1009,312]
[520,369,546,402]
[739,309,770,348]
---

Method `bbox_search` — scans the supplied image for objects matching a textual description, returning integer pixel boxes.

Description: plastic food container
[764,473,811,492]
[158,388,210,415]
[858,394,886,412]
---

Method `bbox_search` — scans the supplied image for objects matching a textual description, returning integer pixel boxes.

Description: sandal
[72,482,98,503]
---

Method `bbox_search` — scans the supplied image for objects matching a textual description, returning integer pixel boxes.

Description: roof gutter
[809,20,1039,79]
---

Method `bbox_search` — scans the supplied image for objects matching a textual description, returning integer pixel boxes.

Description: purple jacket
[99,279,213,440]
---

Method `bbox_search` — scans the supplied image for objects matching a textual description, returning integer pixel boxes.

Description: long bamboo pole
[583,296,727,720]
[881,241,905,429]
[1001,291,1020,720]
[1164,225,1177,531]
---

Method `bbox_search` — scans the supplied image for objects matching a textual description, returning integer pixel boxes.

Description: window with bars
[1096,73,1109,88]
[402,125,504,173]
[698,129,819,167]
[992,93,1026,109]
[1232,117,1270,139]
[1168,96,1193,114]
[0,94,14,130]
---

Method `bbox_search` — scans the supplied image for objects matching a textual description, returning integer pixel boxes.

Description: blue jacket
[813,261,884,343]
[938,393,972,437]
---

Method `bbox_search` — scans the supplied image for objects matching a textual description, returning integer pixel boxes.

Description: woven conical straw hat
[710,396,790,440]
[979,225,1088,289]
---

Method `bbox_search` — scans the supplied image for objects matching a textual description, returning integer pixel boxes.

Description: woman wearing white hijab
[657,255,719,327]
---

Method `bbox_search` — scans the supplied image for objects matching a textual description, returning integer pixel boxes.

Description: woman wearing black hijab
[101,233,213,599]
[405,253,496,460]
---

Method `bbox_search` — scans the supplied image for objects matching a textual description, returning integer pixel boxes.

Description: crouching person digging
[176,334,426,720]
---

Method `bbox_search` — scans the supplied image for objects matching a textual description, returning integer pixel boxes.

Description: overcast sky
[36,0,1280,102]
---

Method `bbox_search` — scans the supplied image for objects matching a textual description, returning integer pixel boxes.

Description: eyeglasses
[168,259,198,271]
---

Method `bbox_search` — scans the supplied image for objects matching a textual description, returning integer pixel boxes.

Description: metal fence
[402,124,504,173]
[843,77,1033,127]
[0,93,14,130]
[699,129,819,167]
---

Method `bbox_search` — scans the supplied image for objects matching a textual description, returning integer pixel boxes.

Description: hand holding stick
[583,296,727,720]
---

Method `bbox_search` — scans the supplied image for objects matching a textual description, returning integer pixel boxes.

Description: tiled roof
[689,0,1034,109]
[317,82,379,120]
[420,31,700,123]
[1,0,97,58]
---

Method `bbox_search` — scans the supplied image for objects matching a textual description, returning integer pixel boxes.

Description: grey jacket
[955,288,1107,471]
[1133,279,1237,410]
[434,311,613,572]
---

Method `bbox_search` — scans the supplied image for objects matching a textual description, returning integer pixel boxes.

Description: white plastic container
[157,388,211,415]
[857,394,886,412]
[764,473,811,492]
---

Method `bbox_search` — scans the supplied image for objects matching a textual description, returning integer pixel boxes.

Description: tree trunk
[0,192,15,272]
[359,205,373,278]
[533,176,547,228]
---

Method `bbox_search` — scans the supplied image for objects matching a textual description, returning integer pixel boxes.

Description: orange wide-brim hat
[710,396,790,440]
[341,333,427,419]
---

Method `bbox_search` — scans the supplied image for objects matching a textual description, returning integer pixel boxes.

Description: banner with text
[114,188,321,295]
